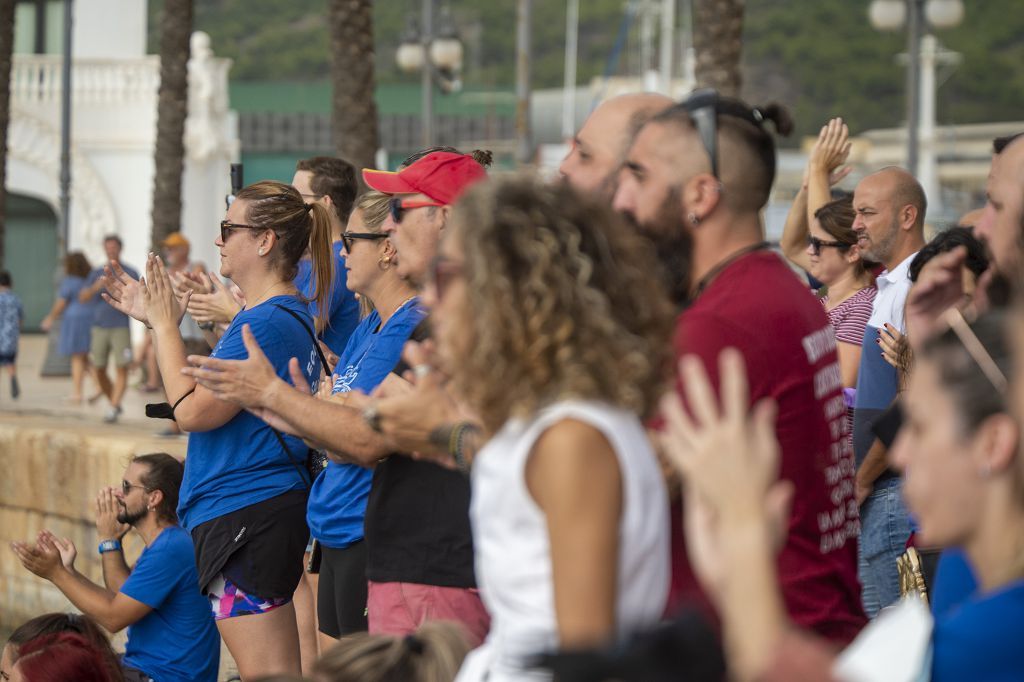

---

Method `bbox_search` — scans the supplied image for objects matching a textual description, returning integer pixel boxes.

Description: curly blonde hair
[447,175,676,434]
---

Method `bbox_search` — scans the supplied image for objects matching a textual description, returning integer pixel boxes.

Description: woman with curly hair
[424,176,675,681]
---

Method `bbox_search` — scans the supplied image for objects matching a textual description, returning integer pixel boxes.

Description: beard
[622,186,694,307]
[117,502,146,527]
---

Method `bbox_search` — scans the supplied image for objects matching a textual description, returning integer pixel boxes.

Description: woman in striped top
[781,119,877,431]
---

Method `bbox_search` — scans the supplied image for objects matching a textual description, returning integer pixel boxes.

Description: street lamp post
[869,0,964,216]
[396,1,464,148]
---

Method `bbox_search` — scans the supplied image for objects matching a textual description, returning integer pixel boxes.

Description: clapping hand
[39,530,77,571]
[95,487,130,541]
[187,272,243,326]
[101,261,149,325]
[658,350,793,600]
[142,254,192,331]
[10,534,64,580]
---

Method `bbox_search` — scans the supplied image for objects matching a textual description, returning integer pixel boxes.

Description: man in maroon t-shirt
[613,92,866,643]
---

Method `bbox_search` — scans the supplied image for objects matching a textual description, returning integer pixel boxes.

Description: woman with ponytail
[102,180,335,678]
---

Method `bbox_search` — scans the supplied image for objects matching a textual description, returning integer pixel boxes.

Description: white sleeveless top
[456,400,670,682]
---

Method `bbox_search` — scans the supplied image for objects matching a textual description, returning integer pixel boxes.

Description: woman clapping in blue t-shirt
[102,180,335,679]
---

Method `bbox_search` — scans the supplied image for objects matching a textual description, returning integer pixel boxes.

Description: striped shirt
[822,286,877,346]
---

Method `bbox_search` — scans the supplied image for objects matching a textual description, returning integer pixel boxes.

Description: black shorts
[0,353,15,365]
[191,490,309,602]
[318,540,369,638]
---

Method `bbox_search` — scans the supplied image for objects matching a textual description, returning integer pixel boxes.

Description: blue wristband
[98,539,122,554]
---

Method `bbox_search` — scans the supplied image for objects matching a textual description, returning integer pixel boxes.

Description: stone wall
[0,414,187,643]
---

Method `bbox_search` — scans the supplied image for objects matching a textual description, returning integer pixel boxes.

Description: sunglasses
[122,480,150,495]
[428,256,465,300]
[389,197,444,224]
[220,220,274,243]
[681,88,773,180]
[807,235,849,256]
[341,231,388,253]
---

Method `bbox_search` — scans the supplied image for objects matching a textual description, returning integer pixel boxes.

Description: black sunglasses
[341,231,388,253]
[680,88,772,180]
[807,235,849,256]
[220,220,274,243]
[122,480,151,495]
[388,196,444,224]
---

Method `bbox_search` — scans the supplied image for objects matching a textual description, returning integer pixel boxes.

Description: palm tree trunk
[692,0,744,98]
[328,0,380,177]
[0,0,16,266]
[150,0,193,249]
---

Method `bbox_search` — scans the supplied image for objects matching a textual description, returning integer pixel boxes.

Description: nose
[973,203,996,244]
[611,174,635,215]
[557,147,576,179]
[888,429,909,474]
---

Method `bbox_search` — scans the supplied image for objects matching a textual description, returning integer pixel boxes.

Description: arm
[855,438,889,505]
[835,341,862,389]
[95,487,131,591]
[806,118,852,220]
[40,298,68,332]
[527,420,621,648]
[78,274,105,303]
[11,536,150,633]
[144,255,240,432]
[779,185,813,272]
[182,325,394,462]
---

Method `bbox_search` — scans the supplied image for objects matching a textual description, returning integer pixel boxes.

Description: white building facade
[6,0,238,326]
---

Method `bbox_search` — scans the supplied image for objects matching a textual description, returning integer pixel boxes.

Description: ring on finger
[363,404,382,433]
[413,364,432,380]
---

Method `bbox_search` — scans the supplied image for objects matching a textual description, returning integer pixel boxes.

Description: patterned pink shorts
[207,574,289,621]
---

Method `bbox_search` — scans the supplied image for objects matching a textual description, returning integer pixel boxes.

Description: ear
[900,204,919,232]
[436,205,452,232]
[972,413,1019,477]
[257,229,277,254]
[845,243,863,265]
[147,488,164,513]
[684,175,722,221]
[380,235,397,259]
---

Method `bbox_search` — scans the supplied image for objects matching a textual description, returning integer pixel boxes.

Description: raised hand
[101,260,149,324]
[39,530,77,571]
[11,536,63,580]
[658,350,793,599]
[142,254,192,331]
[905,246,970,349]
[95,487,130,541]
[809,117,852,176]
[187,272,242,325]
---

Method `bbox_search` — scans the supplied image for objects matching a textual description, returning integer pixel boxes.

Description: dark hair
[13,632,120,682]
[909,227,989,283]
[993,132,1024,155]
[6,614,119,678]
[920,311,1010,435]
[0,270,10,287]
[650,97,792,213]
[401,146,493,169]
[234,180,334,332]
[131,453,184,524]
[102,235,122,248]
[64,252,92,278]
[814,195,876,274]
[295,156,358,224]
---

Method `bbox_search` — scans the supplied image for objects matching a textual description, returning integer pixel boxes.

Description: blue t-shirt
[86,264,139,328]
[930,555,1024,681]
[119,526,220,682]
[178,295,319,530]
[0,290,23,356]
[306,298,426,549]
[294,241,361,357]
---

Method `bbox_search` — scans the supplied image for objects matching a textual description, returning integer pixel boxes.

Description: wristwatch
[97,539,122,554]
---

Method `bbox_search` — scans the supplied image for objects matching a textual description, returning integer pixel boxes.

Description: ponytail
[307,201,335,334]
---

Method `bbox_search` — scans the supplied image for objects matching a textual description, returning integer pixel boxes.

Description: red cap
[362,152,487,205]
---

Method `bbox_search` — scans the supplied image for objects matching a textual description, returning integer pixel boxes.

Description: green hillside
[152,0,1024,141]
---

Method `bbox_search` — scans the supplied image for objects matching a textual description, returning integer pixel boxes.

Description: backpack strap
[273,303,332,374]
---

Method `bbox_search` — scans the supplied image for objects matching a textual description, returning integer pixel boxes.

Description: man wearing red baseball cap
[363,151,487,286]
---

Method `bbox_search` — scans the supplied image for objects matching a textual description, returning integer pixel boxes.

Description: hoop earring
[378,256,391,271]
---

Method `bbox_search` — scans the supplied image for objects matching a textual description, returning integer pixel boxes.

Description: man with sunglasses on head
[10,453,219,682]
[612,90,867,643]
[180,149,492,646]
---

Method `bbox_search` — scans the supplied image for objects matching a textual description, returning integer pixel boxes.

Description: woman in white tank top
[425,176,677,681]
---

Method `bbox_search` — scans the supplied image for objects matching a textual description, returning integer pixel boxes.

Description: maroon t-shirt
[670,250,866,644]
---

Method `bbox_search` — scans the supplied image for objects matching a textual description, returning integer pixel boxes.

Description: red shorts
[367,580,490,648]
